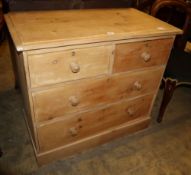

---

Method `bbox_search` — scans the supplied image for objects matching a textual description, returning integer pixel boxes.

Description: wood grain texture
[4,8,182,51]
[37,94,153,152]
[5,8,180,165]
[32,67,163,123]
[28,45,112,88]
[37,117,150,165]
[7,36,38,148]
[25,36,174,55]
[113,38,174,73]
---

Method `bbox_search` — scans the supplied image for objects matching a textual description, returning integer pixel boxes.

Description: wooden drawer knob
[134,81,142,91]
[141,52,151,62]
[126,107,135,116]
[70,62,80,73]
[69,127,78,136]
[69,96,80,106]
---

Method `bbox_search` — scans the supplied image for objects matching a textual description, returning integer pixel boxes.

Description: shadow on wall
[3,0,135,12]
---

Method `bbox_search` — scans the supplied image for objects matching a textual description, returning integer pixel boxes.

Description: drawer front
[38,94,153,152]
[28,45,112,88]
[33,68,163,122]
[113,38,173,73]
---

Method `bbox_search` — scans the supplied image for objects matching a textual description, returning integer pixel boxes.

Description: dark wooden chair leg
[157,78,177,123]
[0,148,2,157]
[7,32,20,89]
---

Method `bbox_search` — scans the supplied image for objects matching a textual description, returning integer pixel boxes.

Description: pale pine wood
[37,94,153,152]
[25,36,174,55]
[8,36,39,148]
[113,38,174,73]
[28,45,112,88]
[5,8,181,165]
[5,8,181,51]
[32,67,163,123]
[37,117,150,165]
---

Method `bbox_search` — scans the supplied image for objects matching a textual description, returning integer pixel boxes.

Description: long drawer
[32,67,163,122]
[37,94,154,152]
[113,38,173,73]
[27,45,112,88]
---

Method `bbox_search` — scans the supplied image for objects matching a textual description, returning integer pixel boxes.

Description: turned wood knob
[134,81,142,91]
[69,127,78,136]
[141,52,151,62]
[70,62,80,73]
[126,107,135,116]
[69,96,80,107]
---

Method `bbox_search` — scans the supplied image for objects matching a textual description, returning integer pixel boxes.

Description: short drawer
[113,38,173,73]
[33,67,163,122]
[28,45,112,88]
[37,94,153,152]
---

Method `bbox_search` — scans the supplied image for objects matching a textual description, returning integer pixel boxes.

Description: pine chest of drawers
[5,8,181,165]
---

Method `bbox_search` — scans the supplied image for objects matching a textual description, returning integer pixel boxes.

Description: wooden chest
[5,8,181,165]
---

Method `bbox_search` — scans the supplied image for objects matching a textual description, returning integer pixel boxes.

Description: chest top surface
[5,8,181,51]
